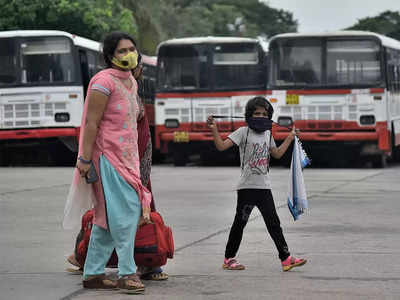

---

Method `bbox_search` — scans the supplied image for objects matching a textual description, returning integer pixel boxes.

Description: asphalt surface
[0,163,399,299]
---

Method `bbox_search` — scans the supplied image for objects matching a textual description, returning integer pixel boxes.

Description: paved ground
[0,163,399,300]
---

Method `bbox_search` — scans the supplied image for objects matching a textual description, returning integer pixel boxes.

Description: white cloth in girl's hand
[287,136,310,220]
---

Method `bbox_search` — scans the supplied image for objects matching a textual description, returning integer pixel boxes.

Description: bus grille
[280,105,357,122]
[1,102,67,128]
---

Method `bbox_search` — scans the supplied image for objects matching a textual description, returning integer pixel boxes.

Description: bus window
[213,43,264,90]
[20,37,77,84]
[327,40,381,85]
[271,39,322,86]
[0,38,17,85]
[158,45,208,91]
[86,50,100,77]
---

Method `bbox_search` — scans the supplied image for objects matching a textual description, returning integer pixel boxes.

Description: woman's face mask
[247,117,273,133]
[112,51,138,70]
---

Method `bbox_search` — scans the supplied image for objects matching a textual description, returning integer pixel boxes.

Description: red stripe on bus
[369,88,385,94]
[274,131,379,142]
[156,90,269,98]
[0,128,79,140]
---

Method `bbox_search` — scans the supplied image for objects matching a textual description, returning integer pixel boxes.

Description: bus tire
[372,154,387,169]
[172,144,187,166]
[173,151,187,166]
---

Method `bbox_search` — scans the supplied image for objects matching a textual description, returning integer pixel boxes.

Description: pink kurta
[76,68,151,229]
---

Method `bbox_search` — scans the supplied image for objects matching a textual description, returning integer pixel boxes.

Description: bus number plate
[286,94,299,105]
[173,131,189,143]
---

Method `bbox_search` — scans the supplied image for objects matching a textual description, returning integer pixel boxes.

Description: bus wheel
[0,151,8,166]
[172,145,188,166]
[372,154,387,168]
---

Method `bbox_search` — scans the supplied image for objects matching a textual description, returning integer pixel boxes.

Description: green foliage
[0,0,137,41]
[347,10,400,41]
[0,0,298,54]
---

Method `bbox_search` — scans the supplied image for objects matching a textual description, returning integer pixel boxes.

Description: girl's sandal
[281,256,307,272]
[222,258,245,270]
[118,274,145,294]
[141,271,169,281]
[82,274,118,289]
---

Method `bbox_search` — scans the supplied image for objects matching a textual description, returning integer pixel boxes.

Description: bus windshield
[0,36,78,87]
[270,38,382,88]
[157,42,265,92]
[158,44,208,91]
[213,43,264,90]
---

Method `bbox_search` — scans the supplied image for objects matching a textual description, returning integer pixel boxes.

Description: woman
[67,57,168,281]
[74,31,151,294]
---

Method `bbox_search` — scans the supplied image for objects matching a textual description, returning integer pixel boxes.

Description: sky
[264,0,400,33]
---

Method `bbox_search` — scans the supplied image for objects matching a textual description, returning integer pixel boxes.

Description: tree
[0,0,137,41]
[347,10,400,41]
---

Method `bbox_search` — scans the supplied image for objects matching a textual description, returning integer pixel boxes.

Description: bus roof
[158,36,258,49]
[0,30,101,52]
[268,30,400,50]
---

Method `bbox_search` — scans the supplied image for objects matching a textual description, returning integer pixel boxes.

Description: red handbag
[134,211,174,267]
[75,210,174,268]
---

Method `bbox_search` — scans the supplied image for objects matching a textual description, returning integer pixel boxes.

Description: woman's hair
[245,96,274,122]
[102,31,137,68]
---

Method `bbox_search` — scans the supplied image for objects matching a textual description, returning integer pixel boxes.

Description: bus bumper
[0,128,80,140]
[157,131,232,154]
[274,123,390,153]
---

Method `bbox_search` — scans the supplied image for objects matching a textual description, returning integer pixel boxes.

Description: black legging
[225,189,290,261]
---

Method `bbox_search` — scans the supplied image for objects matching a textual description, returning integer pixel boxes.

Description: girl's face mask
[112,51,138,70]
[247,117,273,133]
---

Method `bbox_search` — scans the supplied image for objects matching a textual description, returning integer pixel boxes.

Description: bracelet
[78,156,92,164]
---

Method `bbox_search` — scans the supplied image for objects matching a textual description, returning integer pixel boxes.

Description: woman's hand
[76,158,91,179]
[140,206,151,226]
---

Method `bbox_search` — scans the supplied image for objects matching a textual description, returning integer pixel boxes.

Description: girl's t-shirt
[228,126,276,190]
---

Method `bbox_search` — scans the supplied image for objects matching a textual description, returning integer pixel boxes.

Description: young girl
[207,96,307,272]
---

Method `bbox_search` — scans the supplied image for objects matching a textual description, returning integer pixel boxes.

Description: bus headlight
[277,116,293,127]
[55,113,70,122]
[360,115,375,125]
[165,118,179,128]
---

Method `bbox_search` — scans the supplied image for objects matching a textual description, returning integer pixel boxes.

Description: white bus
[267,31,400,167]
[155,36,268,166]
[0,30,103,165]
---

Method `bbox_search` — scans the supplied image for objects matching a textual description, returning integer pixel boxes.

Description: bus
[267,31,400,167]
[155,36,268,166]
[140,55,158,151]
[0,30,103,165]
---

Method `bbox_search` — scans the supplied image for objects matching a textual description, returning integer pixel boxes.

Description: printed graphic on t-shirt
[248,141,269,175]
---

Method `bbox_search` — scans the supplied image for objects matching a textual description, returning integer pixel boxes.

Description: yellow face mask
[111,51,138,70]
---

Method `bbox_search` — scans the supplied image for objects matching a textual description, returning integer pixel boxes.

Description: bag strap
[241,128,250,171]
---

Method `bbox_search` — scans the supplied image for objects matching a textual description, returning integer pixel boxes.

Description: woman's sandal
[222,258,245,270]
[82,274,118,289]
[66,255,83,274]
[141,271,169,281]
[118,274,145,294]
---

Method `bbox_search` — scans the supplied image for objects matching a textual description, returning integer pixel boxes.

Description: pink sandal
[281,256,307,271]
[222,258,245,270]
